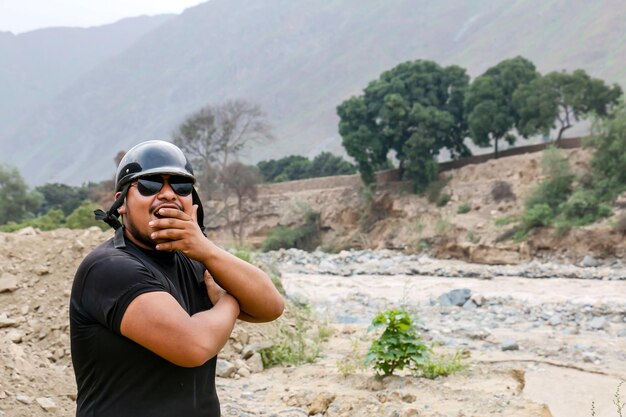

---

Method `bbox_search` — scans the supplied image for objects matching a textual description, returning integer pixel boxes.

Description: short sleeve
[79,253,167,333]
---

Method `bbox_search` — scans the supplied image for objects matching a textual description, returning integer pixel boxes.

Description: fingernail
[151,233,156,239]
[149,221,154,226]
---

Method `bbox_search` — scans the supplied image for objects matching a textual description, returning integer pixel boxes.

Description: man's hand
[204,270,226,306]
[148,205,211,262]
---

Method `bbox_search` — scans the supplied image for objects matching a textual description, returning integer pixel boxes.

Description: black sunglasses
[135,176,194,197]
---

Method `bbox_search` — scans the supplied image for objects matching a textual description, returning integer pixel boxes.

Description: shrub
[261,211,321,252]
[457,202,471,214]
[521,204,554,230]
[66,200,108,230]
[560,189,612,225]
[436,193,451,207]
[366,310,431,376]
[491,181,516,202]
[525,147,574,211]
[525,174,573,212]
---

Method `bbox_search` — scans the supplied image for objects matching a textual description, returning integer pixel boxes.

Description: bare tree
[173,99,273,197]
[219,161,262,245]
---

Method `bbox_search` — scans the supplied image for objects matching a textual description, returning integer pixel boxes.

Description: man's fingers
[203,270,213,285]
[192,205,198,223]
[155,207,188,219]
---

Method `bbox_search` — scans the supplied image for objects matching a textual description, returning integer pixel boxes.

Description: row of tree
[337,56,622,191]
[0,165,109,230]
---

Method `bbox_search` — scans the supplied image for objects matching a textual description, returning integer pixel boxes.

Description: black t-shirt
[70,237,220,417]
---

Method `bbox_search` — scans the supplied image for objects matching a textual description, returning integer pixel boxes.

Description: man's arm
[149,206,285,323]
[120,273,240,367]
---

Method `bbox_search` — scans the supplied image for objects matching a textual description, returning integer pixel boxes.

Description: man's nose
[157,181,177,199]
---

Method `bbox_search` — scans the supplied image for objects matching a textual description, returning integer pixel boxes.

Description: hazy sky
[0,0,208,34]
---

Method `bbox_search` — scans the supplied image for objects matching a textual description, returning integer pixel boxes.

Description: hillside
[2,0,626,185]
[206,147,626,266]
[0,15,173,135]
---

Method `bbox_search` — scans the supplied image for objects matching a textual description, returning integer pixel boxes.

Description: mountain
[1,0,625,185]
[0,15,173,134]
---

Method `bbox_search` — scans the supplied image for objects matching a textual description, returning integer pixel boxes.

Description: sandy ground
[280,272,626,417]
[1,229,625,417]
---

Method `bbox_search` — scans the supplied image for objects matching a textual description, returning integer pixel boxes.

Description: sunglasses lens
[136,176,193,196]
[136,178,163,196]
[169,178,194,196]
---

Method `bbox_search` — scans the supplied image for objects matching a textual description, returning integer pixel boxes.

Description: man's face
[117,174,194,250]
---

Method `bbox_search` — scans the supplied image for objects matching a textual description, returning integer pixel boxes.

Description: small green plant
[436,193,451,207]
[495,215,518,228]
[466,229,480,244]
[259,304,330,368]
[457,202,471,214]
[418,351,466,379]
[366,310,430,376]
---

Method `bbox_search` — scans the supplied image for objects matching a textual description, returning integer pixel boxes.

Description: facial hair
[124,205,158,250]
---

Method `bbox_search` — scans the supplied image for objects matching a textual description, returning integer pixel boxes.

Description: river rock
[216,359,236,378]
[501,339,519,351]
[0,274,18,293]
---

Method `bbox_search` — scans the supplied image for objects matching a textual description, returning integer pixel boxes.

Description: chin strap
[192,188,206,236]
[94,184,130,231]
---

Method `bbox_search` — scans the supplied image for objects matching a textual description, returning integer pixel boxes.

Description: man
[70,140,284,417]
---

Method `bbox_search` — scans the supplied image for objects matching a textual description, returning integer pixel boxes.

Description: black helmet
[115,140,195,191]
[95,140,206,241]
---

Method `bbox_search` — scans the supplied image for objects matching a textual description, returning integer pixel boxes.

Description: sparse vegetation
[591,380,624,417]
[417,351,466,379]
[261,210,321,252]
[259,304,331,368]
[457,201,471,214]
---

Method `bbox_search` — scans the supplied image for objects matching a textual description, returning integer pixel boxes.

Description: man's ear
[115,191,127,215]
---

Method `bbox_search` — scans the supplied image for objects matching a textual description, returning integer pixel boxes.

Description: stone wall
[257,137,583,196]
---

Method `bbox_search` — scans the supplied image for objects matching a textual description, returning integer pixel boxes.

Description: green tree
[588,104,626,200]
[0,165,42,225]
[514,69,622,142]
[308,152,356,177]
[258,155,310,183]
[465,56,539,157]
[337,59,470,191]
[35,183,88,216]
